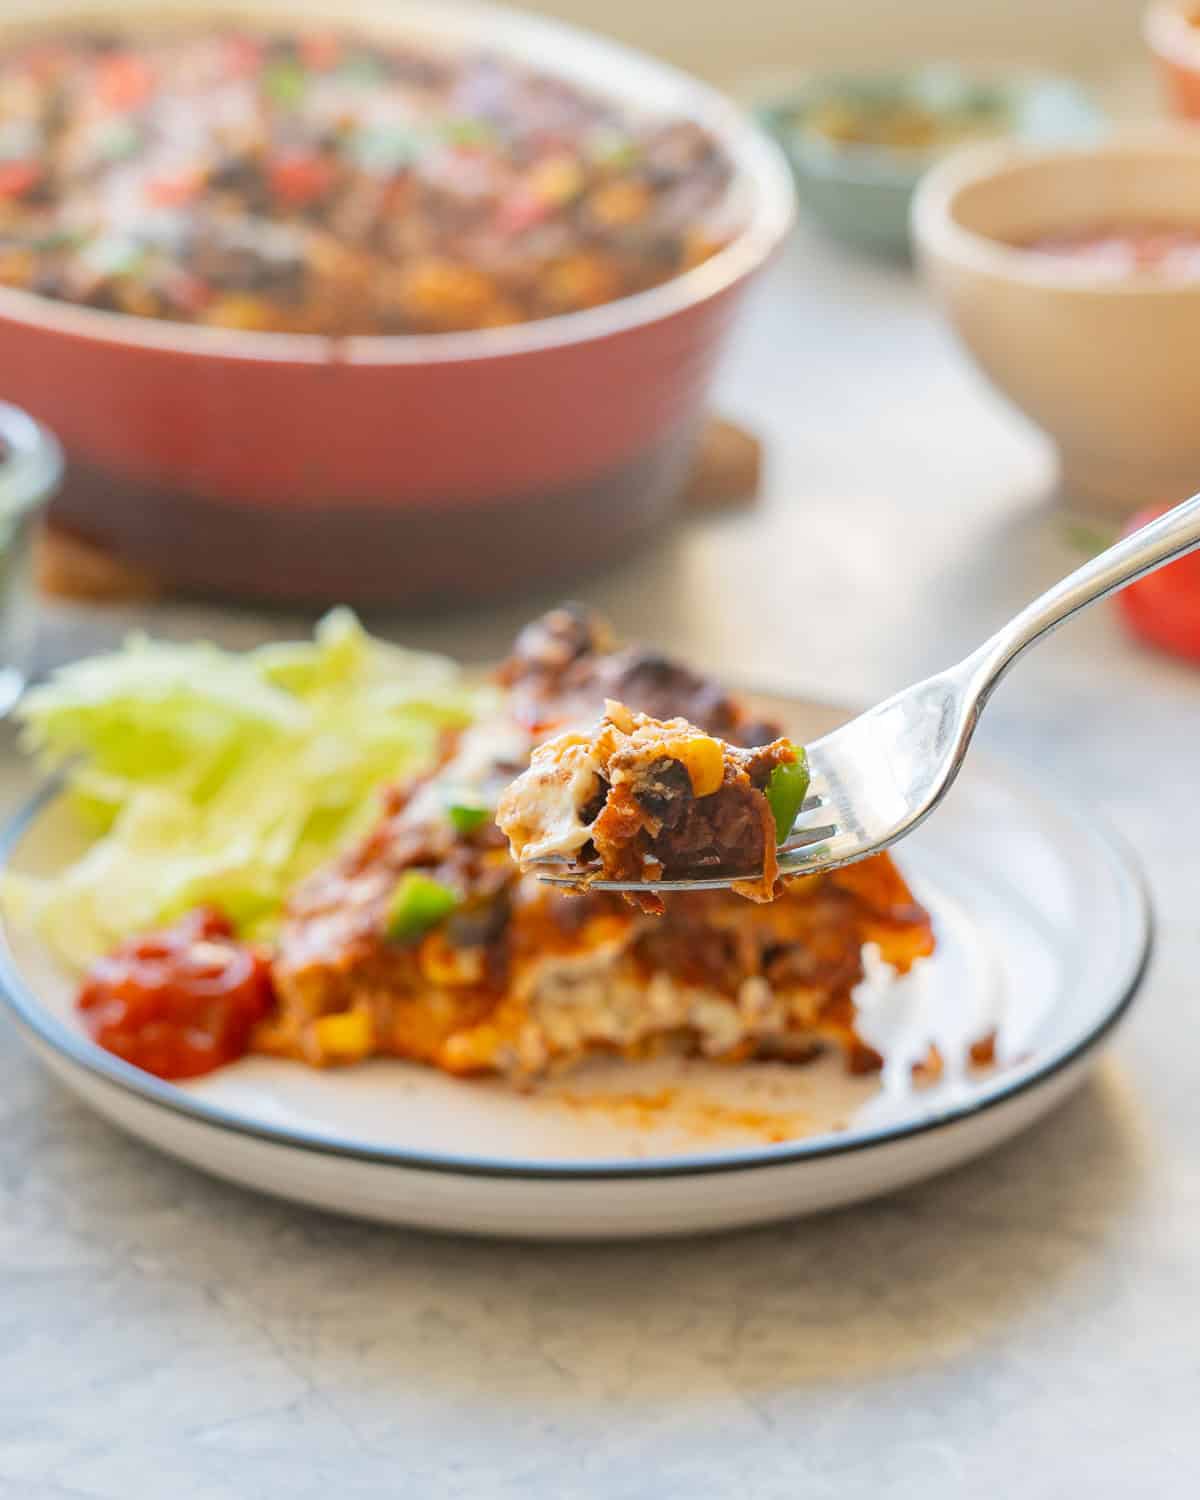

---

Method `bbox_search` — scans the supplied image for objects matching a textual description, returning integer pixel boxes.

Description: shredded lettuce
[9,609,495,969]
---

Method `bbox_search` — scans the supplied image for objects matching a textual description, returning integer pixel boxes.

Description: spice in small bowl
[756,65,1103,256]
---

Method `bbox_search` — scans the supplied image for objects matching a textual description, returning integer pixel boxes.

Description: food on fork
[497,701,809,911]
[16,606,934,1084]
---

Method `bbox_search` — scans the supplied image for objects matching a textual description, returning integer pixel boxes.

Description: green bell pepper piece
[385,872,459,942]
[764,748,810,846]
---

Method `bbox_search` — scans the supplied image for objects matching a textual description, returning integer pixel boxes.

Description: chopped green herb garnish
[588,129,638,169]
[337,53,388,86]
[351,124,418,175]
[98,118,142,162]
[263,60,307,108]
[385,872,459,942]
[32,226,86,253]
[446,799,490,836]
[82,234,145,278]
[440,117,497,149]
[764,749,810,846]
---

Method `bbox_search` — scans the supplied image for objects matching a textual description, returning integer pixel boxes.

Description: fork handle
[972,491,1200,684]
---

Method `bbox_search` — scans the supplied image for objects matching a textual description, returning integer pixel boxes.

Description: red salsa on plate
[0,27,736,334]
[76,906,275,1079]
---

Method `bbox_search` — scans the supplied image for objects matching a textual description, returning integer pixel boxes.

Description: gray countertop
[3,218,1199,1499]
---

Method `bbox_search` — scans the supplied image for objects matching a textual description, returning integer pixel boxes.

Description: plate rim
[0,728,1154,1183]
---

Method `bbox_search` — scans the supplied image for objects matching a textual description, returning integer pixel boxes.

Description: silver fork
[538,493,1200,894]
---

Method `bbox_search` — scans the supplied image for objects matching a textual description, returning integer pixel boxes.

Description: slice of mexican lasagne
[262,607,933,1080]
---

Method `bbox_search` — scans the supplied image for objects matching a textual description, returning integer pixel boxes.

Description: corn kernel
[587,180,651,227]
[420,932,484,986]
[114,282,164,319]
[479,297,524,328]
[0,247,34,284]
[390,258,499,333]
[313,1008,373,1061]
[540,252,622,312]
[439,1026,501,1075]
[671,735,724,797]
[528,155,584,204]
[203,293,278,332]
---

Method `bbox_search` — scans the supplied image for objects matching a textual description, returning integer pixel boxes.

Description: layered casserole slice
[262,607,934,1081]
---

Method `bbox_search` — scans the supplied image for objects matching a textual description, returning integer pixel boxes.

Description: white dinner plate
[0,695,1150,1239]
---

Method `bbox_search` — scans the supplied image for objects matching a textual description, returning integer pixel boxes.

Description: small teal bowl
[755,66,1105,257]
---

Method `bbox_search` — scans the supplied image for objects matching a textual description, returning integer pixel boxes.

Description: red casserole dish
[0,1,794,607]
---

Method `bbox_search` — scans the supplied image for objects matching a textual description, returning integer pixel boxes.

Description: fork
[537,493,1200,894]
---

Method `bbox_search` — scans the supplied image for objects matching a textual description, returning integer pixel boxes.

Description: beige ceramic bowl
[912,129,1200,519]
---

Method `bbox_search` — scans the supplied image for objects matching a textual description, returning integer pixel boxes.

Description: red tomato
[0,161,41,199]
[300,34,343,71]
[77,907,275,1080]
[163,270,215,316]
[494,189,551,237]
[1116,504,1200,663]
[95,53,155,112]
[224,34,264,78]
[145,167,206,207]
[24,46,70,84]
[269,151,337,207]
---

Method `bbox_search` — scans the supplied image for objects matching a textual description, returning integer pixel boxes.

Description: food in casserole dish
[0,26,735,334]
[497,701,808,909]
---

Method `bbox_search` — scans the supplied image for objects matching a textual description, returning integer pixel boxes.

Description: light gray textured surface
[3,217,1199,1498]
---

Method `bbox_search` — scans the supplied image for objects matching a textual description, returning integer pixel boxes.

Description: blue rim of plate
[0,759,1152,1182]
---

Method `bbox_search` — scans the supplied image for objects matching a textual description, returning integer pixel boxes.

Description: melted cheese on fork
[496,731,609,863]
[496,702,728,867]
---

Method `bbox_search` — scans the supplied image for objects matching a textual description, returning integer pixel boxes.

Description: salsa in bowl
[912,129,1200,518]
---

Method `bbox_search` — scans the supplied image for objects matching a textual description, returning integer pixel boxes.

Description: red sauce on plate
[76,906,275,1080]
[1022,224,1200,279]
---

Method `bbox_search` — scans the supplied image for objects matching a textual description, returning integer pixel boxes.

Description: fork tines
[528,791,838,888]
